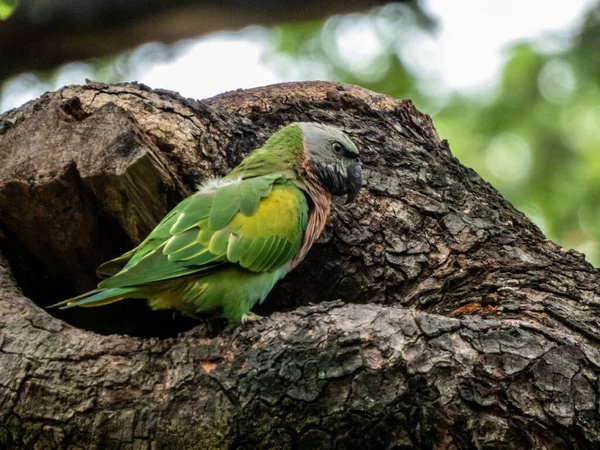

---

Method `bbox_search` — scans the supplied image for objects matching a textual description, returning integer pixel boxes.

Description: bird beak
[345,163,362,203]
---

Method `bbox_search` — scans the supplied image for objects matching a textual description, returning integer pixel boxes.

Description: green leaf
[0,0,18,20]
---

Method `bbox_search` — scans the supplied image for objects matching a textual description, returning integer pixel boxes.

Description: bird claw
[241,312,264,326]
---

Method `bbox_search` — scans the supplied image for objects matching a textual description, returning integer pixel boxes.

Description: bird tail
[95,248,137,279]
[49,287,139,309]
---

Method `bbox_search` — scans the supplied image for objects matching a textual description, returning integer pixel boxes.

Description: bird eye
[332,142,344,154]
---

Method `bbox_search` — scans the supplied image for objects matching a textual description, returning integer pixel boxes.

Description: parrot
[51,122,362,324]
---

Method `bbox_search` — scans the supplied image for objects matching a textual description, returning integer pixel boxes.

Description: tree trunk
[0,80,599,449]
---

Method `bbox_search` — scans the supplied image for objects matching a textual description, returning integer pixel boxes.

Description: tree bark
[0,0,389,81]
[0,80,599,449]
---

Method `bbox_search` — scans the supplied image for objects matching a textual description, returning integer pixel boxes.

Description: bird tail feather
[49,287,139,309]
[96,248,137,278]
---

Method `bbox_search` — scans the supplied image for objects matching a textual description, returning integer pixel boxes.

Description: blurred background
[1,0,599,265]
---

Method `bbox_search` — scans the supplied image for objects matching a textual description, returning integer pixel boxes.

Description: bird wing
[98,174,308,289]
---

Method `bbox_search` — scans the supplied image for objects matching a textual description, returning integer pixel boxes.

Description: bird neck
[288,163,332,270]
[229,125,305,180]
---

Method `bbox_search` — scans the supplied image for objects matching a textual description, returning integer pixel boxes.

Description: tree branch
[0,0,389,81]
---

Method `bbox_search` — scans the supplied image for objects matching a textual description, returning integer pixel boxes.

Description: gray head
[296,122,362,203]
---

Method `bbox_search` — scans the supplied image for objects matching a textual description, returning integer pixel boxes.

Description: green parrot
[51,122,362,324]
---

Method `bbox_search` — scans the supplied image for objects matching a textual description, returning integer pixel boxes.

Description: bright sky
[417,0,594,91]
[0,0,596,112]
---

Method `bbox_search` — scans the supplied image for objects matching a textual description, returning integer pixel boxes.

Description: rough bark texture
[0,0,389,81]
[0,80,599,449]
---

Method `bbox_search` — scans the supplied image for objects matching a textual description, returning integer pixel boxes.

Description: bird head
[296,122,362,203]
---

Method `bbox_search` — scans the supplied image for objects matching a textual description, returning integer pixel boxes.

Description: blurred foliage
[271,2,600,266]
[0,0,17,19]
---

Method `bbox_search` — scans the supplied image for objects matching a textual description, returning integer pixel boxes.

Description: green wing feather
[96,174,308,290]
[95,195,195,277]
